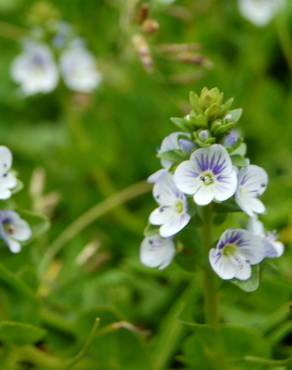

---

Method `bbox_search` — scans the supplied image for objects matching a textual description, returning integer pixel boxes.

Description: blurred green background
[0,0,291,369]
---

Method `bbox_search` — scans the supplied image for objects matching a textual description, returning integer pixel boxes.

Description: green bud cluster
[171,87,243,147]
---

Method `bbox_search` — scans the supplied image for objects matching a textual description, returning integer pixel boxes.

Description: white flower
[148,132,195,184]
[209,228,265,280]
[248,217,284,258]
[0,146,17,200]
[140,234,175,269]
[0,211,31,253]
[174,144,237,206]
[238,0,286,27]
[147,169,168,184]
[149,173,190,237]
[11,41,58,96]
[159,132,195,170]
[235,165,268,216]
[60,42,102,93]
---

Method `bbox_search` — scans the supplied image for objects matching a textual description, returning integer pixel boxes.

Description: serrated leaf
[232,265,260,292]
[0,321,46,345]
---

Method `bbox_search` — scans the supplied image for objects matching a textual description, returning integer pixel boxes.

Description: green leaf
[225,108,243,123]
[143,223,159,237]
[182,324,270,370]
[0,321,46,345]
[189,91,201,114]
[170,117,191,131]
[232,265,260,292]
[18,210,50,239]
[158,149,189,164]
[231,155,249,167]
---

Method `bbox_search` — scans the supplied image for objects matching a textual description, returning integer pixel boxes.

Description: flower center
[200,171,214,186]
[175,200,184,214]
[3,222,15,236]
[222,244,237,257]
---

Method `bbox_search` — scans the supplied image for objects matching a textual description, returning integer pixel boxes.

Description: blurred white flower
[60,42,102,93]
[235,165,268,217]
[148,132,195,184]
[0,146,17,200]
[238,0,286,26]
[11,41,59,95]
[174,144,237,206]
[0,211,31,253]
[209,228,265,280]
[247,216,284,258]
[149,172,190,237]
[140,234,175,269]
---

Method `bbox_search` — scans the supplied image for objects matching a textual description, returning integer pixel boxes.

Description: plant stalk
[202,204,219,327]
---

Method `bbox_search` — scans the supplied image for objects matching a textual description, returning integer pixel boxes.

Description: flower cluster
[11,22,102,96]
[0,147,31,253]
[140,88,283,282]
[238,0,286,27]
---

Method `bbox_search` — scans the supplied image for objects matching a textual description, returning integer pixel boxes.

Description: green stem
[244,355,292,367]
[38,180,151,275]
[202,205,219,327]
[16,346,68,369]
[65,318,100,369]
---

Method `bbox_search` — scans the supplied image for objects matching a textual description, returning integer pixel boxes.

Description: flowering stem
[202,204,219,327]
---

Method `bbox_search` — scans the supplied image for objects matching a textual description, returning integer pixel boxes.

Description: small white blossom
[60,42,102,93]
[0,211,31,253]
[209,229,265,280]
[248,217,284,258]
[149,173,190,237]
[0,146,17,200]
[11,41,58,96]
[174,144,237,206]
[235,165,268,217]
[140,234,175,269]
[238,0,286,26]
[147,169,168,184]
[159,132,195,170]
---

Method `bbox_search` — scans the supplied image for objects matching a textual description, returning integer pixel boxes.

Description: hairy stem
[202,205,219,327]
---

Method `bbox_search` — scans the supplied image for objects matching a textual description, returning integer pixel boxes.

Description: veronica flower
[0,211,31,253]
[148,132,195,184]
[238,0,286,27]
[60,41,102,93]
[248,217,284,258]
[209,229,265,280]
[159,132,195,169]
[149,173,190,237]
[11,41,58,96]
[174,144,237,206]
[0,146,17,200]
[140,234,175,269]
[235,165,268,216]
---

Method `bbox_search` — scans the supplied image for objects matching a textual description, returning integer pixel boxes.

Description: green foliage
[0,0,290,369]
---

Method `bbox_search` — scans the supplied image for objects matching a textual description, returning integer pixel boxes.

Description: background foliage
[0,0,291,369]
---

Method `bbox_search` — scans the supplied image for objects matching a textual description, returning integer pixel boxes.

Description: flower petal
[209,249,236,280]
[153,172,182,205]
[140,235,175,269]
[0,146,12,175]
[174,160,201,195]
[193,185,214,205]
[159,213,191,238]
[213,169,237,202]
